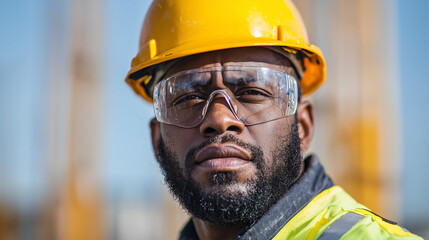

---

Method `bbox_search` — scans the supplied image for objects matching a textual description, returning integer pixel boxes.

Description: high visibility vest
[272,186,422,240]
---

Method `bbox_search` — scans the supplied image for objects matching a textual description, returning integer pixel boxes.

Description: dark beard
[157,122,302,225]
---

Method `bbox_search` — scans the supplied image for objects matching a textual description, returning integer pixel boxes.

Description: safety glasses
[153,66,298,128]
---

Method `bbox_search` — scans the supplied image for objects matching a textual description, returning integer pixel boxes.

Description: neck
[193,218,247,240]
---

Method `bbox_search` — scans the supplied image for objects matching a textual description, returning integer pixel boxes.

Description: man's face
[151,47,307,224]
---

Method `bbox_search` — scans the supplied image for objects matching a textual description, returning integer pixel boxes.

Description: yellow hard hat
[126,0,326,102]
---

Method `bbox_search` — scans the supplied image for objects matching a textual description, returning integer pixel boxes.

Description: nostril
[203,127,217,135]
[226,125,241,132]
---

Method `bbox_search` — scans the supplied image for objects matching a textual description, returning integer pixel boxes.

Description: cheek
[160,125,199,165]
[248,118,293,164]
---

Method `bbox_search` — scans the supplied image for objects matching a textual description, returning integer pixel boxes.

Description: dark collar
[179,155,334,240]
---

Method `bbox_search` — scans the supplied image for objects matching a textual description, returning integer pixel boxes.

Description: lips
[194,144,252,170]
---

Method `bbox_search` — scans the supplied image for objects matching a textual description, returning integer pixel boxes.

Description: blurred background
[0,0,428,239]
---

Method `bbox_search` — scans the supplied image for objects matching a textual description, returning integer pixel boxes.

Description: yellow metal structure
[125,0,326,102]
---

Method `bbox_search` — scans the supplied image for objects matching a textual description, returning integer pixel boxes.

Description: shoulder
[316,208,422,240]
[272,186,423,240]
[336,209,423,240]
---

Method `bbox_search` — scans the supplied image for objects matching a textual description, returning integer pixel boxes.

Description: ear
[296,100,314,152]
[150,118,161,163]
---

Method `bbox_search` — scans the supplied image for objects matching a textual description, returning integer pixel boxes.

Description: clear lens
[153,66,297,128]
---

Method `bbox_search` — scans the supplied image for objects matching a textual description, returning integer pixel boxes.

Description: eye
[240,89,268,96]
[173,92,206,106]
[235,88,272,102]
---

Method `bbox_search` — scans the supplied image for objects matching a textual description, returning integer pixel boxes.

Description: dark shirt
[178,155,334,240]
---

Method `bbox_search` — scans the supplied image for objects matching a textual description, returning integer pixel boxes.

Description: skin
[150,47,315,240]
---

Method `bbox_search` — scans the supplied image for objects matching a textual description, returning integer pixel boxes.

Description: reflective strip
[317,212,364,240]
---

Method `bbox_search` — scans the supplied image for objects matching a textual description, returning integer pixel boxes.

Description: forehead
[166,47,298,79]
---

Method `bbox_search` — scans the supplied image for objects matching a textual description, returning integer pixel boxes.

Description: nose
[199,96,245,137]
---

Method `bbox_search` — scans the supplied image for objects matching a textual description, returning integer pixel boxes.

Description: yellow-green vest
[273,186,422,240]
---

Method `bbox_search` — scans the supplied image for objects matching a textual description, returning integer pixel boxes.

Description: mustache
[184,134,262,169]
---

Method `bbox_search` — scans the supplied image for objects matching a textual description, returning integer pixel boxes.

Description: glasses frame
[153,66,298,128]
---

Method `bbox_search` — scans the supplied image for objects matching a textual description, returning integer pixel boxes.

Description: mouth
[194,144,252,171]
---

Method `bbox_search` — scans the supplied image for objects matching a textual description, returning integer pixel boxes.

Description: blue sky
[398,0,429,224]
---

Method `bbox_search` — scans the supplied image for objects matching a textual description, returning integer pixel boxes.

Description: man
[125,0,422,239]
